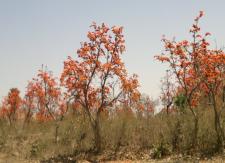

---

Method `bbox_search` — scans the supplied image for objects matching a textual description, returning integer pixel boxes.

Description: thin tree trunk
[188,105,199,150]
[192,116,198,149]
[23,111,32,129]
[55,122,59,144]
[93,117,101,153]
[212,92,224,152]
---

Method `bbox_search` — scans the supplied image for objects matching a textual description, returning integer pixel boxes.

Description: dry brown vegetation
[0,107,225,162]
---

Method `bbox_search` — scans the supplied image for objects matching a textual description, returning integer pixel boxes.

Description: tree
[26,68,63,121]
[136,94,155,117]
[61,23,140,152]
[23,82,36,125]
[155,11,208,149]
[198,47,225,151]
[156,11,225,152]
[160,70,176,114]
[1,88,22,125]
[24,68,66,142]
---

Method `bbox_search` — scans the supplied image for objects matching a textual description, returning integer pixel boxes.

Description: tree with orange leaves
[61,23,140,152]
[137,94,155,117]
[24,68,65,122]
[23,82,36,125]
[24,68,66,142]
[197,45,225,151]
[156,11,225,151]
[1,88,22,125]
[155,11,212,148]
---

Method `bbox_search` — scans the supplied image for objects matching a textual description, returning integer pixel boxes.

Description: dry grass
[0,107,225,162]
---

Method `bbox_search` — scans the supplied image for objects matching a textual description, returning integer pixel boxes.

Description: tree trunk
[23,111,32,129]
[213,107,224,151]
[212,92,224,152]
[92,117,101,153]
[188,105,199,150]
[55,122,59,144]
[192,116,198,149]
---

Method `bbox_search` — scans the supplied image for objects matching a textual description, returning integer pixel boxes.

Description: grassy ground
[0,109,225,162]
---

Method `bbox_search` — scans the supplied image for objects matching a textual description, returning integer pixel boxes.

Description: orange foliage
[155,11,224,109]
[0,88,22,124]
[61,23,140,116]
[24,69,64,122]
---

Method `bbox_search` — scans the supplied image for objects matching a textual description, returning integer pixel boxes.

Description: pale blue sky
[0,0,225,99]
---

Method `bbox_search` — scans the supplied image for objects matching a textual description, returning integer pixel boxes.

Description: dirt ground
[0,154,225,163]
